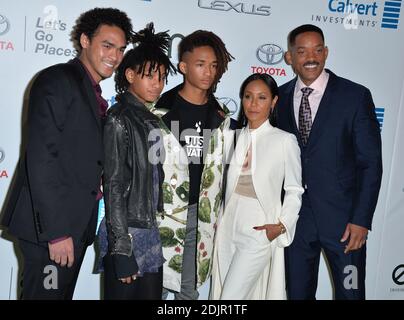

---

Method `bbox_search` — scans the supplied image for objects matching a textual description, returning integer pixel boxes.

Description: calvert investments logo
[197,0,271,16]
[381,0,402,29]
[0,13,14,51]
[376,107,385,131]
[251,43,287,77]
[311,0,401,30]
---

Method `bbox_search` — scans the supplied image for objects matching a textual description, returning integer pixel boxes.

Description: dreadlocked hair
[178,30,234,93]
[115,22,176,96]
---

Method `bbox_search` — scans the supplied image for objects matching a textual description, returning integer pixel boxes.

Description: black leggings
[103,253,163,300]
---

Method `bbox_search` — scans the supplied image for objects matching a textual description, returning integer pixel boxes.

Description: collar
[246,120,273,136]
[75,58,99,89]
[119,91,158,116]
[296,68,329,95]
[155,83,229,116]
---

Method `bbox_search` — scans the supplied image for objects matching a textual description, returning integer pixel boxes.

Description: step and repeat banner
[1,0,403,299]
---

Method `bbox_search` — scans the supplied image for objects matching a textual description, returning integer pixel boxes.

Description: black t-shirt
[175,94,209,205]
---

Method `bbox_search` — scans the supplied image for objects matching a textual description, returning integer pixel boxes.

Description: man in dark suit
[276,24,382,299]
[1,8,133,299]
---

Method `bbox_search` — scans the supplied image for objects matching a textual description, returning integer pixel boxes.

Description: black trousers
[17,202,98,300]
[103,253,163,300]
[18,239,88,300]
[285,195,366,300]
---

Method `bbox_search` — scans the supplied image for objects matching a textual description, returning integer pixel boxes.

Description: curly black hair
[178,30,234,93]
[71,7,133,53]
[115,22,176,96]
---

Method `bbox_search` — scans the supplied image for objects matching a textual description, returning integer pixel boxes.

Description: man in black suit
[1,8,133,299]
[276,24,382,299]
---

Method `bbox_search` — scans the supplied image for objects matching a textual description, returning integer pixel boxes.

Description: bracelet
[278,222,286,234]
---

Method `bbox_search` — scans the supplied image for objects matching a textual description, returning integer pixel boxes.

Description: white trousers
[214,193,273,300]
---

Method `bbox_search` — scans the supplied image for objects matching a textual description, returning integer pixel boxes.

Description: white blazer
[224,120,304,248]
[211,121,304,299]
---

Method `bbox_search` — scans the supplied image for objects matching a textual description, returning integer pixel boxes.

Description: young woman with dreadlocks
[153,30,234,300]
[97,22,175,300]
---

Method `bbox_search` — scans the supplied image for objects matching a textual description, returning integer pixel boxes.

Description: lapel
[161,100,182,146]
[287,69,338,149]
[157,84,184,146]
[226,126,250,200]
[157,95,188,165]
[280,78,301,145]
[206,97,226,131]
[285,78,300,139]
[69,59,102,131]
[250,122,278,216]
[305,69,337,149]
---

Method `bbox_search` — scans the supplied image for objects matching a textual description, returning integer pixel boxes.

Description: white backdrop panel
[1,0,403,299]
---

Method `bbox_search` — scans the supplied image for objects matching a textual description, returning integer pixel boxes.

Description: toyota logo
[0,148,5,164]
[218,97,238,116]
[256,44,284,65]
[0,14,10,36]
[392,265,404,285]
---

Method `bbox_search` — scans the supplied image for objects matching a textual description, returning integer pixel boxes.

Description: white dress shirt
[293,69,330,127]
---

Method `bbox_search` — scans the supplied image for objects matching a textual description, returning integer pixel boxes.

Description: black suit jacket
[276,69,382,234]
[1,59,104,245]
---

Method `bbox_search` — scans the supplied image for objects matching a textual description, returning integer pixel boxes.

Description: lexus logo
[0,148,5,164]
[218,97,238,116]
[256,44,284,65]
[392,265,404,285]
[198,0,271,16]
[0,14,10,36]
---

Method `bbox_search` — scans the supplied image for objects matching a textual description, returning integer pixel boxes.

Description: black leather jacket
[103,92,164,257]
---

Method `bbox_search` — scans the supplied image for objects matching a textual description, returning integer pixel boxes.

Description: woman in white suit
[210,73,304,300]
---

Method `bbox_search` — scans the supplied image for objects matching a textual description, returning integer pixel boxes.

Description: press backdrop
[1,0,403,299]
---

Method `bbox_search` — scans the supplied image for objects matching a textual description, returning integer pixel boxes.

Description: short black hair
[287,24,325,49]
[115,23,176,96]
[178,30,234,93]
[237,73,279,128]
[71,7,133,53]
